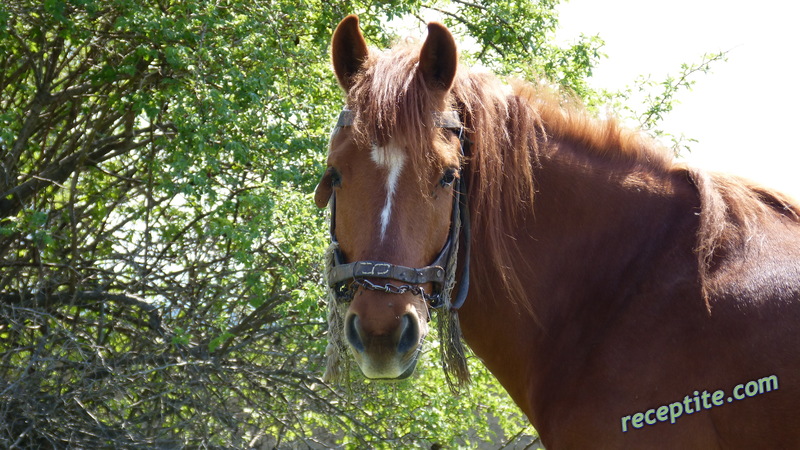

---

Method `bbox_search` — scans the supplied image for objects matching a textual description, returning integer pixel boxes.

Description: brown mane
[687,167,800,304]
[343,36,800,314]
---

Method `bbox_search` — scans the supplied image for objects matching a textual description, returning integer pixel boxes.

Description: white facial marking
[370,142,406,240]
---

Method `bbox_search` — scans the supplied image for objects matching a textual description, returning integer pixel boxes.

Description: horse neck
[456,138,700,421]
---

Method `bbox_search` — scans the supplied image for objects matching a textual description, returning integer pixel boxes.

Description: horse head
[315,15,466,380]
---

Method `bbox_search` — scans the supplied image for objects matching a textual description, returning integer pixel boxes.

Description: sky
[555,0,800,198]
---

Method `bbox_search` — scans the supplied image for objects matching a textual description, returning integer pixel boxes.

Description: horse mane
[687,168,800,305]
[343,37,800,316]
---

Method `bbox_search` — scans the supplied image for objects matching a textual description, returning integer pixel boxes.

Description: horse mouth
[354,336,424,381]
[346,309,428,380]
[364,356,419,381]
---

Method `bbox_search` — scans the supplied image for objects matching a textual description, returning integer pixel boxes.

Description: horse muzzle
[344,302,428,380]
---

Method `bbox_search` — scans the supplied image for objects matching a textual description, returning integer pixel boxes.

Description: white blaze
[370,142,406,240]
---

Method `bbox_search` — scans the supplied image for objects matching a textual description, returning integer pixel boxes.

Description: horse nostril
[397,313,420,354]
[345,314,365,353]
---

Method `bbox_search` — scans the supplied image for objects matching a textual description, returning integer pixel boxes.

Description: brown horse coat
[319,15,800,448]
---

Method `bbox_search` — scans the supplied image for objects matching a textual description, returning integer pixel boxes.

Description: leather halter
[326,109,471,310]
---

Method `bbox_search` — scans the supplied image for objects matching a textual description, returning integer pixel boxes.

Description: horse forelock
[344,42,453,180]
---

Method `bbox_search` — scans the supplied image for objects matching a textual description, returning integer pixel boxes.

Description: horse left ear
[418,22,458,91]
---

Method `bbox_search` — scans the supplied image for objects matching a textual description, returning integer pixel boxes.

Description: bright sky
[556,0,800,198]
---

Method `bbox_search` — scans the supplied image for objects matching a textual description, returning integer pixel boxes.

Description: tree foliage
[0,0,710,447]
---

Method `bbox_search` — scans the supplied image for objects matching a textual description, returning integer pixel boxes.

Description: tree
[1,1,340,446]
[0,0,712,447]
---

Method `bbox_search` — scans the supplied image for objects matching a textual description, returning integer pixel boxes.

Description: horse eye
[440,168,458,188]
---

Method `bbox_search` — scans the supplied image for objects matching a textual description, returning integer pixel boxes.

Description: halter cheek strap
[325,109,471,310]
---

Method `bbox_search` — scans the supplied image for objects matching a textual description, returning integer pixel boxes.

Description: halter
[326,109,471,310]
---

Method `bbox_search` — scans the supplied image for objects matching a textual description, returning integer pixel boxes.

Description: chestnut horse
[315,15,800,448]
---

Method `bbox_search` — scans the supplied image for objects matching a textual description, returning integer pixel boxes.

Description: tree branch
[0,291,162,331]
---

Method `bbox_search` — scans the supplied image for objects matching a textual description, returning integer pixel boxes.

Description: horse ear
[314,170,333,208]
[331,15,369,92]
[418,22,458,91]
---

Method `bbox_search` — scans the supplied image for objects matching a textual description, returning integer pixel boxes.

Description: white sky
[556,0,800,198]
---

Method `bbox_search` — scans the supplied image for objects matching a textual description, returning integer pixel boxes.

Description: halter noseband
[326,109,471,310]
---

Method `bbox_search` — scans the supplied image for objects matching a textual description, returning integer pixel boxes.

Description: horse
[314,14,800,448]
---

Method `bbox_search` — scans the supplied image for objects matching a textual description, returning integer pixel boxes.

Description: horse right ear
[418,22,458,91]
[331,15,369,92]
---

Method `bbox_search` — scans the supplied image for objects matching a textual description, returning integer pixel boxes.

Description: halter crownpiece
[334,109,463,129]
[326,109,471,310]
